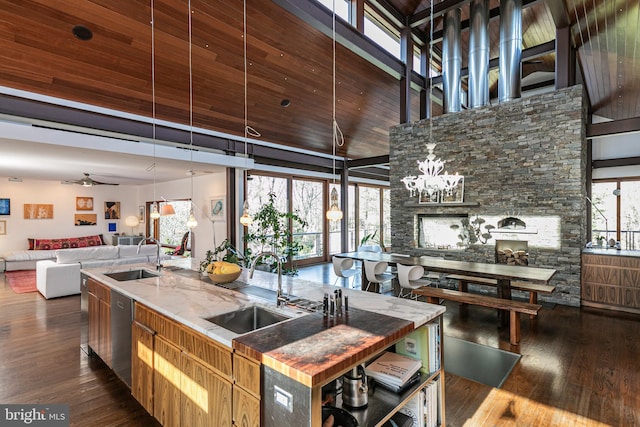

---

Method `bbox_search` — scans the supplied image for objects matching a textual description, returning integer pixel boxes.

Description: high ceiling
[0,0,639,183]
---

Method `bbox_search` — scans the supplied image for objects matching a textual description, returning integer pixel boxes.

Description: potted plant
[199,238,244,272]
[243,192,307,275]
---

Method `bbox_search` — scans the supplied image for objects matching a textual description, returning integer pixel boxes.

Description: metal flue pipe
[468,0,490,108]
[498,0,522,102]
[442,8,462,113]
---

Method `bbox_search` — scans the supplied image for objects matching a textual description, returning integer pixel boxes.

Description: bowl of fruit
[206,261,242,284]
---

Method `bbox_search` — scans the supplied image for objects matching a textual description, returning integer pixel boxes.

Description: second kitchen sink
[203,306,289,334]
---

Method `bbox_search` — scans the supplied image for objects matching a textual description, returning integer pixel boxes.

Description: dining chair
[397,263,431,299]
[420,255,444,286]
[332,256,359,288]
[363,260,397,293]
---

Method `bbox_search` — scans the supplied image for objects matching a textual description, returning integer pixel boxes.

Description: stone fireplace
[389,85,588,307]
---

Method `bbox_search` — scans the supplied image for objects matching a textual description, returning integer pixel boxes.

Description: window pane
[246,175,288,254]
[328,183,342,254]
[159,201,191,249]
[620,181,640,250]
[591,182,617,246]
[314,0,349,21]
[359,186,381,247]
[348,185,356,251]
[383,188,391,248]
[292,179,324,260]
[364,16,400,59]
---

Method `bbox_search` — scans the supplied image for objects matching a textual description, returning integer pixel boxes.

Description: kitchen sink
[104,269,160,282]
[203,306,289,334]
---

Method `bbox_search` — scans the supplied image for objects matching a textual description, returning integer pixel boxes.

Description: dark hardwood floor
[0,274,159,427]
[1,269,639,426]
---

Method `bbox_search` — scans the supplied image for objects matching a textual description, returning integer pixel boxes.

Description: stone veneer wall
[389,85,587,306]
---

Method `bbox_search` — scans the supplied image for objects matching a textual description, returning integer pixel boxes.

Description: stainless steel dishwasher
[111,288,134,388]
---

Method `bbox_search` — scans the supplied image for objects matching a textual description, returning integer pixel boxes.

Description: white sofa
[36,245,169,299]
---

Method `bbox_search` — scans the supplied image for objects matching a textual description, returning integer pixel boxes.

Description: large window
[147,200,192,254]
[591,179,640,250]
[293,179,324,260]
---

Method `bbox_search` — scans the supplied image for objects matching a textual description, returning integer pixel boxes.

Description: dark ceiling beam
[587,117,640,138]
[544,0,570,28]
[0,93,346,173]
[347,155,389,168]
[592,156,640,169]
[272,0,404,80]
[349,167,390,180]
[368,0,405,29]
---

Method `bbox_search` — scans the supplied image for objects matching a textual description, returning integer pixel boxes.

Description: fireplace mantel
[403,201,480,208]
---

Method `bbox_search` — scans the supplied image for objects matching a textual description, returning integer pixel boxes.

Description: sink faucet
[138,237,163,271]
[249,251,287,306]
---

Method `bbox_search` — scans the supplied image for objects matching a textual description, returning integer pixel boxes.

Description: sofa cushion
[56,245,119,264]
[33,234,105,250]
[118,245,158,258]
[5,249,57,262]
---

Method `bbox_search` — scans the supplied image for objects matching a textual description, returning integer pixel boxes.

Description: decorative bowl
[207,270,242,284]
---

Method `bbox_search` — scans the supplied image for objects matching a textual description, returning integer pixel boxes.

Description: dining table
[334,251,557,323]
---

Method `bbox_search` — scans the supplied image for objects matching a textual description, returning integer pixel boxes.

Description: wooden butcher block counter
[233,307,415,387]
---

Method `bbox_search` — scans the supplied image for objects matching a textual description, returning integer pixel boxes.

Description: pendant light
[149,0,160,221]
[239,0,253,227]
[326,0,344,222]
[186,0,198,229]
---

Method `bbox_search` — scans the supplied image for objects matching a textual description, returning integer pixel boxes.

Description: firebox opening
[495,239,529,265]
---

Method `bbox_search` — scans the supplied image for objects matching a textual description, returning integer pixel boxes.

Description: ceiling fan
[68,173,119,187]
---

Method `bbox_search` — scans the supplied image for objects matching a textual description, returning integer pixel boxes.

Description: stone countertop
[81,258,444,374]
[582,248,640,257]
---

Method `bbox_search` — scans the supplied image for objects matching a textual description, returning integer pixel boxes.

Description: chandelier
[401,143,462,199]
[401,0,462,201]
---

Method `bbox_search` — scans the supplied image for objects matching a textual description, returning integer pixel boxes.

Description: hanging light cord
[428,0,433,143]
[188,0,194,201]
[332,0,344,186]
[151,0,157,208]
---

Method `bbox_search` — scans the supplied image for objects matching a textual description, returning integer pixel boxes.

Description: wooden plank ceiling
[0,0,638,164]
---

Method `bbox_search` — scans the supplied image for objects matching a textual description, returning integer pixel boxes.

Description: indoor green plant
[243,192,308,275]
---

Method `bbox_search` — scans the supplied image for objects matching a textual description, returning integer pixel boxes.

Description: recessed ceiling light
[280,99,291,107]
[72,25,93,41]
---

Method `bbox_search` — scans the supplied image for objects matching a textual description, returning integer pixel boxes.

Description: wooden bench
[413,287,542,345]
[446,274,555,305]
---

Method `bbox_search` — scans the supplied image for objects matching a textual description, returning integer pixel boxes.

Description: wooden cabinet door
[99,299,112,367]
[233,386,260,427]
[88,292,100,355]
[181,352,232,427]
[132,321,154,414]
[154,336,181,427]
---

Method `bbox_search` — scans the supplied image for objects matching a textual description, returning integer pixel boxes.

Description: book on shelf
[375,370,422,394]
[397,378,441,427]
[365,351,422,388]
[395,322,440,375]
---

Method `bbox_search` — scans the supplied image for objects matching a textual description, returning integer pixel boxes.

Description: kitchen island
[81,259,445,427]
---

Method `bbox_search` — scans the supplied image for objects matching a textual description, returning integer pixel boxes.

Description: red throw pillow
[33,235,104,250]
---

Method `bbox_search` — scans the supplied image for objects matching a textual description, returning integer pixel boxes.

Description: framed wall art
[24,204,54,219]
[440,177,465,203]
[104,201,121,219]
[75,214,97,226]
[0,198,9,215]
[138,205,145,223]
[0,220,6,235]
[418,191,440,204]
[210,196,226,221]
[76,196,94,211]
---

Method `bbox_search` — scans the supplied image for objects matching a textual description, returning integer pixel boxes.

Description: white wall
[0,178,139,254]
[137,172,227,264]
[0,172,228,264]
